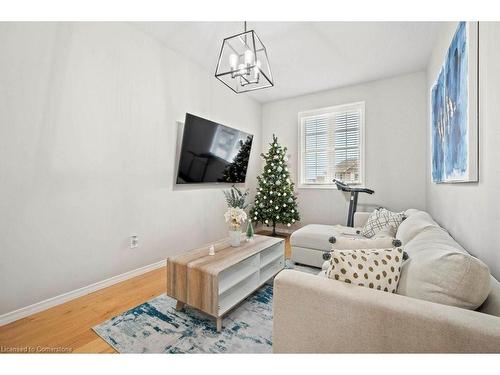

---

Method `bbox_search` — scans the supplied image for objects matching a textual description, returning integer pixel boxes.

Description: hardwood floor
[0,234,290,354]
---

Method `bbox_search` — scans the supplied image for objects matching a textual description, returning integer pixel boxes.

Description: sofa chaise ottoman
[290,212,371,268]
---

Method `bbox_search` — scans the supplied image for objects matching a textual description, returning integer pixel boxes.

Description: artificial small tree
[250,135,300,236]
[246,220,254,240]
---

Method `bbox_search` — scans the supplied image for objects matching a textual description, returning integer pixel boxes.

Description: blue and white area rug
[93,285,274,353]
[93,262,318,353]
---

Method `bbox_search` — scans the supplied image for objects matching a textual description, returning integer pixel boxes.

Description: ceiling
[134,22,441,103]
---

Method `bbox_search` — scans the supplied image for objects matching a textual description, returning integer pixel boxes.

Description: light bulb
[254,60,261,79]
[238,63,246,76]
[229,54,238,70]
[244,49,254,65]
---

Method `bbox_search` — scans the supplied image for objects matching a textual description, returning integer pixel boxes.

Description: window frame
[297,101,365,189]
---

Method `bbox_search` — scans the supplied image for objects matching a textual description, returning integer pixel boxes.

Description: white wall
[0,23,262,315]
[426,22,500,279]
[262,72,427,227]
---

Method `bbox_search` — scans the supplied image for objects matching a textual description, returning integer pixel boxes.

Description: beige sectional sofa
[273,209,500,353]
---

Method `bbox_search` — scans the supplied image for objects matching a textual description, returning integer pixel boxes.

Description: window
[298,102,364,188]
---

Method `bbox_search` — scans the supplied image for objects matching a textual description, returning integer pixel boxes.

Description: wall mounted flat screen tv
[176,113,253,184]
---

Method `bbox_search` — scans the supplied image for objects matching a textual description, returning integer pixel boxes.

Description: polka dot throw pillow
[326,247,405,293]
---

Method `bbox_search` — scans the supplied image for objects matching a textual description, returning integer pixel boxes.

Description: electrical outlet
[130,235,139,249]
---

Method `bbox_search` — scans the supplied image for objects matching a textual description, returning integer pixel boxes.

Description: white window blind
[299,102,364,187]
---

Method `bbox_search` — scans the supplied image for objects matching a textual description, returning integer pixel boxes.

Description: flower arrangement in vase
[223,186,249,247]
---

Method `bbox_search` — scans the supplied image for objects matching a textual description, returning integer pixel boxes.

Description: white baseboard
[0,259,166,326]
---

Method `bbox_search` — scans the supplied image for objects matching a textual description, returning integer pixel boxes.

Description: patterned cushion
[361,208,405,238]
[326,247,405,293]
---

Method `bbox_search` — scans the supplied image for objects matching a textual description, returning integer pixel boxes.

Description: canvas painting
[431,22,478,183]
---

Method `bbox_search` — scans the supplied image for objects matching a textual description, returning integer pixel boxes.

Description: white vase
[229,229,241,247]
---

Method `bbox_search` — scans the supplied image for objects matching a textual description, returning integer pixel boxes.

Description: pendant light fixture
[215,22,274,93]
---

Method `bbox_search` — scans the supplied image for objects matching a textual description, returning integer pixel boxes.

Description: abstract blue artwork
[431,22,478,183]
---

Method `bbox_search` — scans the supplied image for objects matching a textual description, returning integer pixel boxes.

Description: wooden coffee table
[166,234,285,332]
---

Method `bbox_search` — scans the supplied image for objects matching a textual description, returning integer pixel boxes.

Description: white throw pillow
[326,247,405,293]
[361,208,405,238]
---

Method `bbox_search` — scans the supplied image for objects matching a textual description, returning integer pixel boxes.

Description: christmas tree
[250,135,300,236]
[221,135,253,183]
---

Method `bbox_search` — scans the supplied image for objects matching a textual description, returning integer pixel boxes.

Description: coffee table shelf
[261,252,283,268]
[167,234,285,332]
[219,272,260,315]
[219,265,259,295]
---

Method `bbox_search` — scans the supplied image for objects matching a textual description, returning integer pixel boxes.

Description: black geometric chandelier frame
[215,22,274,93]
